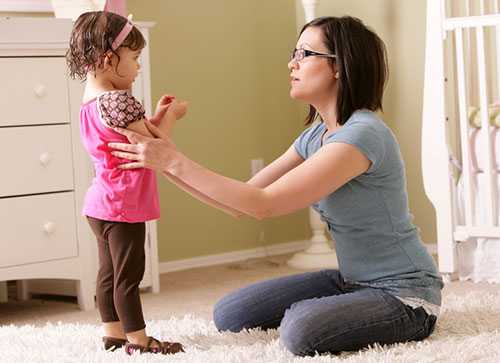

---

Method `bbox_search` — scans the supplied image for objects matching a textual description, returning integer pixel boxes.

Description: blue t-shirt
[294,110,443,311]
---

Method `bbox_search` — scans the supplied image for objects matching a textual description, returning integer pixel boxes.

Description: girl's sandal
[102,336,128,351]
[125,336,184,355]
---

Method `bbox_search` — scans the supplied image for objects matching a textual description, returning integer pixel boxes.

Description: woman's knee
[279,302,318,356]
[280,327,314,356]
[213,292,248,332]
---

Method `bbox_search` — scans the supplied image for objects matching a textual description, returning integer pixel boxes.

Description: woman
[109,16,443,356]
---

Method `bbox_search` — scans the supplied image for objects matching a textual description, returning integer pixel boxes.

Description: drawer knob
[39,152,51,166]
[34,84,47,98]
[43,222,56,235]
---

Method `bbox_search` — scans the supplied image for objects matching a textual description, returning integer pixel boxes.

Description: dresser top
[0,17,73,46]
[0,17,154,57]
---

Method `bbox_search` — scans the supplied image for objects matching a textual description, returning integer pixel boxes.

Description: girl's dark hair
[66,11,146,80]
[300,16,388,125]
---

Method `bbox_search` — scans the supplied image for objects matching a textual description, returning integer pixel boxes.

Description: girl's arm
[113,95,187,138]
[126,118,155,137]
[125,100,187,138]
[109,123,370,220]
[156,100,188,136]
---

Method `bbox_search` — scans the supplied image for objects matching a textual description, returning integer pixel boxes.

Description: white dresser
[0,17,160,310]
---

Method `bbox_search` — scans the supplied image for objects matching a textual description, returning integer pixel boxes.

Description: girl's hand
[150,94,176,125]
[108,120,177,171]
[157,94,176,109]
[166,99,189,120]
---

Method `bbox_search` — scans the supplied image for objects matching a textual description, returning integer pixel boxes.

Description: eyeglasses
[290,48,336,62]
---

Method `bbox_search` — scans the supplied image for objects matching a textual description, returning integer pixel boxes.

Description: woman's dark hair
[66,11,146,80]
[300,16,388,125]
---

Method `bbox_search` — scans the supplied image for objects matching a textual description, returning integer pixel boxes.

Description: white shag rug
[2,291,500,363]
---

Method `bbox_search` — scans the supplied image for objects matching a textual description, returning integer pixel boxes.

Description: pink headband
[111,15,134,51]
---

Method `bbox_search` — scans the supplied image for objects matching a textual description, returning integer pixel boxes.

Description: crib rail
[450,18,498,228]
[422,0,500,275]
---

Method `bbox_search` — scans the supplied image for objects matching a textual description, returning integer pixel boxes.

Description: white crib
[422,0,500,282]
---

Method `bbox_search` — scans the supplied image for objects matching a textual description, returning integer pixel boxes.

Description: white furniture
[288,0,339,270]
[50,0,107,20]
[0,1,53,12]
[422,0,500,282]
[0,17,159,309]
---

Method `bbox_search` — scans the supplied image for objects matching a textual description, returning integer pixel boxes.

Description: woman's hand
[108,121,177,171]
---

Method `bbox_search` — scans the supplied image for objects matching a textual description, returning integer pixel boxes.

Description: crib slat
[494,1,500,100]
[445,14,500,29]
[476,26,498,225]
[496,2,500,100]
[495,25,500,99]
[455,28,476,227]
[455,226,500,238]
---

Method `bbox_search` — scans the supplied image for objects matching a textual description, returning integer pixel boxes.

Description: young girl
[66,11,186,355]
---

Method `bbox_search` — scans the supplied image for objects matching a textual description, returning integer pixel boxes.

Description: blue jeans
[213,270,437,356]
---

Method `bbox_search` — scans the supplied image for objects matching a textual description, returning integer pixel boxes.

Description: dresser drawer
[0,57,70,127]
[0,125,74,197]
[0,192,78,268]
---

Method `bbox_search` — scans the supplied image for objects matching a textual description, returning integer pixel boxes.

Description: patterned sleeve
[97,90,145,128]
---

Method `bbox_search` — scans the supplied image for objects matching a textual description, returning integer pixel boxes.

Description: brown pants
[87,216,146,333]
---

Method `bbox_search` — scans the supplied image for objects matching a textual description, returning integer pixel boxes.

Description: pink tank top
[79,91,160,222]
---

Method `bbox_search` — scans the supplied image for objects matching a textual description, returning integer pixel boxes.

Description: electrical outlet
[250,158,264,176]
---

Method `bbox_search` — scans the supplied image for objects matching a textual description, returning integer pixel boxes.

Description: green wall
[3,1,435,259]
[128,1,310,262]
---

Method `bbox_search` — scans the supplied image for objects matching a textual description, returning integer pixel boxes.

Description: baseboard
[23,241,438,295]
[20,241,309,297]
[159,240,310,274]
[159,241,438,274]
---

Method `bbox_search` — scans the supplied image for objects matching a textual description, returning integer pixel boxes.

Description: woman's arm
[246,145,304,188]
[165,145,369,219]
[162,142,301,218]
[109,122,370,219]
[163,172,245,218]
